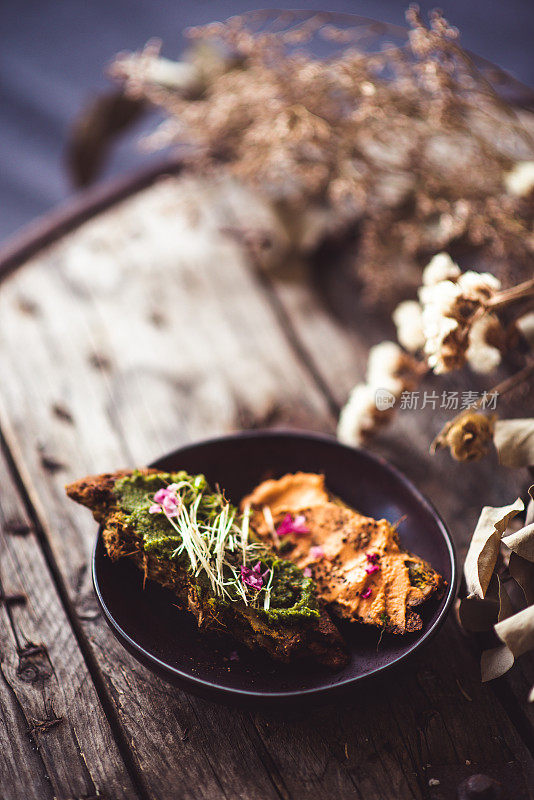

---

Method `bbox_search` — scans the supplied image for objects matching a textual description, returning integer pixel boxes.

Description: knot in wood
[16,643,51,684]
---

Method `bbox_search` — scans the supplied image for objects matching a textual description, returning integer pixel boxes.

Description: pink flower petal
[310,545,325,560]
[150,486,183,518]
[365,564,380,575]
[275,514,294,536]
[361,587,372,599]
[303,567,312,578]
[240,563,266,591]
[276,513,310,537]
[366,552,380,564]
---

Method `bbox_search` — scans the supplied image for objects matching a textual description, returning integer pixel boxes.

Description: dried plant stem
[487,278,534,312]
[474,359,534,410]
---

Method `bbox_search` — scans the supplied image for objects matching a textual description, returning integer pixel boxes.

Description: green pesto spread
[113,470,318,622]
[406,560,432,590]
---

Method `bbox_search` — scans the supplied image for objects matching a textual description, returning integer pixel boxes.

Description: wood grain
[0,176,330,800]
[0,442,139,800]
[0,171,533,799]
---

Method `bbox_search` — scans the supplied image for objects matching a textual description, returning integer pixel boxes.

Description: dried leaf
[508,552,534,604]
[495,604,534,658]
[494,419,534,467]
[464,497,524,598]
[481,643,515,682]
[497,575,515,622]
[458,573,499,632]
[500,485,534,561]
[458,572,513,632]
[458,597,499,632]
[502,522,534,561]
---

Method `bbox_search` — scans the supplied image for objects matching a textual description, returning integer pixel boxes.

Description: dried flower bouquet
[71,7,534,300]
[338,252,534,455]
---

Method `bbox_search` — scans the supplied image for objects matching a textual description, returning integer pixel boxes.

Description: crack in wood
[28,705,64,736]
[0,592,26,606]
[4,520,32,536]
[51,403,74,425]
[38,448,66,474]
[16,295,40,316]
[88,351,112,372]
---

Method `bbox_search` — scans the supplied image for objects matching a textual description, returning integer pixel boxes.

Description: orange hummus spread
[242,473,444,634]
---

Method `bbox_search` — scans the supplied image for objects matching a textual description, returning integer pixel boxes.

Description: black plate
[92,430,456,706]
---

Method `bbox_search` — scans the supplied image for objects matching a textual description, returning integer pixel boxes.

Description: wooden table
[0,164,533,800]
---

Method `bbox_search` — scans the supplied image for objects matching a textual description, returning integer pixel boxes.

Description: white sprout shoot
[263,565,274,612]
[262,505,279,546]
[241,504,250,564]
[158,479,271,607]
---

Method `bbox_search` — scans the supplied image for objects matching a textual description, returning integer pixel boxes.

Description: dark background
[2,0,533,242]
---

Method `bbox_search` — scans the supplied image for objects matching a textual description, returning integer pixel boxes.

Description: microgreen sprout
[148,477,272,610]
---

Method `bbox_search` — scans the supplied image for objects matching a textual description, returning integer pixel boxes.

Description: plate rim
[92,429,457,702]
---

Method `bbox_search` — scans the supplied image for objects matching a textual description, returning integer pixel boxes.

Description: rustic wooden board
[0,442,139,799]
[0,176,333,800]
[0,171,533,799]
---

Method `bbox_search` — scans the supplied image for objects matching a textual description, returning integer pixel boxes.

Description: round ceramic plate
[92,431,456,706]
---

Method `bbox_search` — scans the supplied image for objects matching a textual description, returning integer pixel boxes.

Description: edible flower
[365,564,380,575]
[361,587,372,599]
[149,484,182,517]
[310,545,325,560]
[365,552,380,564]
[240,561,270,591]
[303,567,312,578]
[276,513,310,537]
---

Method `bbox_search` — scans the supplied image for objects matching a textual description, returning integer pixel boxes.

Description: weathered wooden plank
[0,177,331,800]
[0,173,533,799]
[0,443,139,800]
[251,615,534,800]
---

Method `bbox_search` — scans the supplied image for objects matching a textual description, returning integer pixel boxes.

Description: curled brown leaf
[508,552,534,605]
[494,419,534,468]
[463,496,523,598]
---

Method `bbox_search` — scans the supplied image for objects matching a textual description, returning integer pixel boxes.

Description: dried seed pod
[432,412,496,462]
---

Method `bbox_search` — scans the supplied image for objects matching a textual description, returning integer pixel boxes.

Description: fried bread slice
[243,473,445,634]
[66,469,348,667]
